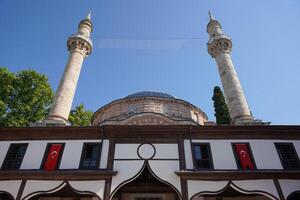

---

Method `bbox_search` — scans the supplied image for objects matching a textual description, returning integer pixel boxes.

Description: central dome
[125,91,175,99]
[92,91,208,126]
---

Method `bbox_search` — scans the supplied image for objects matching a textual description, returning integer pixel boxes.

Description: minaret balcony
[207,34,231,44]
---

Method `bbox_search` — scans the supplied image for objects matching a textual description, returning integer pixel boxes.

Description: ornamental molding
[207,37,232,58]
[67,35,92,56]
[99,112,197,126]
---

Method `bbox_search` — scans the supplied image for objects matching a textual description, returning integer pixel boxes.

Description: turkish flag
[234,144,255,170]
[44,144,62,171]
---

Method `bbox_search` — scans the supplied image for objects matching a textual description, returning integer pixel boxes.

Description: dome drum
[92,91,208,125]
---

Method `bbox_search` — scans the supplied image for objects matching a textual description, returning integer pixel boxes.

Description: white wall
[279,179,300,199]
[210,140,237,170]
[191,140,238,170]
[59,141,84,169]
[250,140,282,169]
[22,180,64,200]
[184,140,193,169]
[111,160,144,195]
[111,143,181,197]
[294,141,300,158]
[69,181,105,200]
[188,180,279,200]
[232,180,279,200]
[114,144,140,159]
[0,142,10,167]
[0,140,102,170]
[100,139,109,169]
[0,139,299,171]
[21,141,47,169]
[191,139,299,170]
[153,144,178,159]
[0,180,22,199]
[0,180,105,200]
[148,160,181,194]
[188,180,228,199]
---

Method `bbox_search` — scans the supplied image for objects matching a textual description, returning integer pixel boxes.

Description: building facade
[0,13,299,200]
[0,124,300,200]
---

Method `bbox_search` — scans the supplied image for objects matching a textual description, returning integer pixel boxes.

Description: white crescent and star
[239,150,247,158]
[51,150,58,159]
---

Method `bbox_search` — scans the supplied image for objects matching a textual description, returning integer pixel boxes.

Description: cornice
[175,170,300,180]
[0,125,299,141]
[0,170,117,180]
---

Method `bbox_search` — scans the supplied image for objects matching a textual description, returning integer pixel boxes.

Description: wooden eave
[0,170,117,180]
[0,125,299,141]
[175,170,300,180]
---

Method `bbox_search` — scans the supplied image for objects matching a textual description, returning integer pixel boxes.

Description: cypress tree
[212,86,231,124]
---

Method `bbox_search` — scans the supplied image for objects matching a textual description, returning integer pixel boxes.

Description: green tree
[68,104,93,126]
[212,86,231,125]
[0,67,54,127]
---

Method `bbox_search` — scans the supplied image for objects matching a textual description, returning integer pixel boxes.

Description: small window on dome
[162,105,170,115]
[128,105,136,114]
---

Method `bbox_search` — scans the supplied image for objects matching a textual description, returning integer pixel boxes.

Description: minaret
[206,12,256,124]
[46,12,93,125]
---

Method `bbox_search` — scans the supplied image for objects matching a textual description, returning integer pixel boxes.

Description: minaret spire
[206,13,265,125]
[86,10,92,21]
[208,10,214,21]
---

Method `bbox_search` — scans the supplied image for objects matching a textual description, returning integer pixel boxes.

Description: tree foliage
[68,104,93,126]
[212,86,231,125]
[0,67,53,127]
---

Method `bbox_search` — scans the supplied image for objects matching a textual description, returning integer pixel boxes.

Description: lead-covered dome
[125,91,175,99]
[92,91,208,125]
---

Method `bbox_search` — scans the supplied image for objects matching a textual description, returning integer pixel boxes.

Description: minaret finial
[86,10,92,21]
[208,10,214,21]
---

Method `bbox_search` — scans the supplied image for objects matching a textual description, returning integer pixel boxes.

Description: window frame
[275,142,300,170]
[1,143,28,170]
[128,104,137,114]
[40,143,65,170]
[130,193,165,200]
[231,142,257,170]
[79,142,102,170]
[191,143,214,170]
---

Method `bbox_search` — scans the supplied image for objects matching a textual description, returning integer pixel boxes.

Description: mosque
[0,12,299,200]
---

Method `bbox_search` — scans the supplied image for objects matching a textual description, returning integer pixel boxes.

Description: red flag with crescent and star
[44,144,62,171]
[234,144,255,170]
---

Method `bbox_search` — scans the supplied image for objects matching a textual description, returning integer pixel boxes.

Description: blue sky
[0,0,300,124]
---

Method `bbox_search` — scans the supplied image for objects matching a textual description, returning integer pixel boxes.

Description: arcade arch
[191,183,277,200]
[25,182,100,200]
[111,164,181,200]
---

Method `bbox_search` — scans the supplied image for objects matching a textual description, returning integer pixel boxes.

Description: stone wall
[92,97,207,125]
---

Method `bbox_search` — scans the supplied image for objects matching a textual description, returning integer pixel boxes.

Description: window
[41,143,64,171]
[131,194,164,200]
[232,143,256,170]
[275,143,300,170]
[128,105,136,114]
[80,143,101,169]
[192,143,213,169]
[162,105,169,115]
[1,143,28,170]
